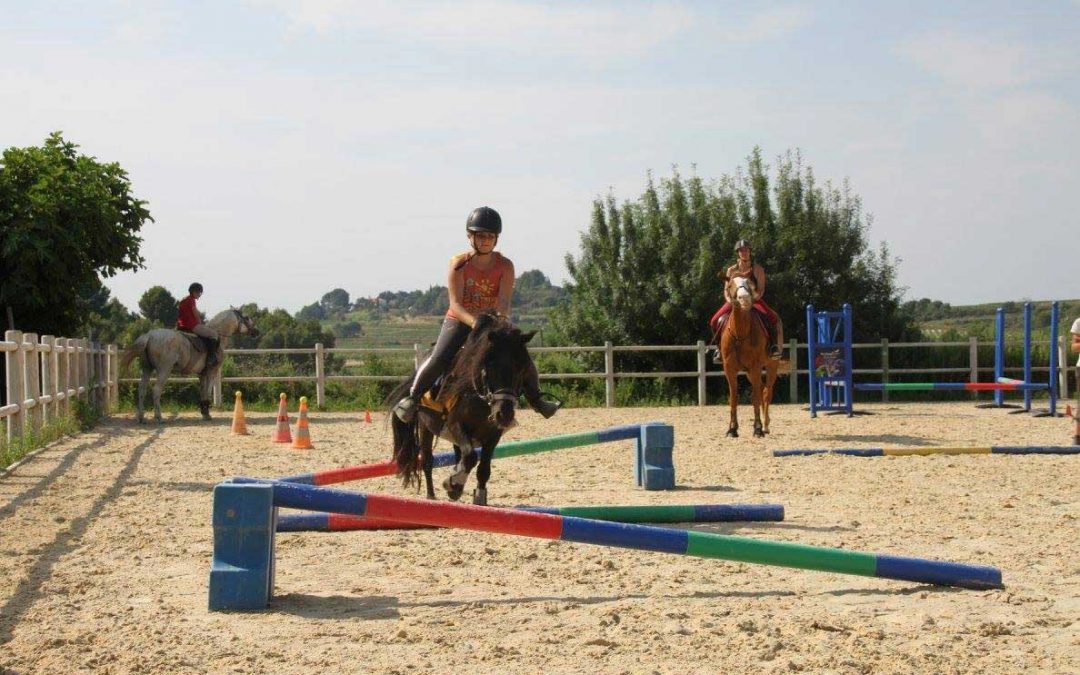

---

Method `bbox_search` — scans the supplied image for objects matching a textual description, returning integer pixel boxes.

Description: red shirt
[446,252,511,321]
[177,296,200,330]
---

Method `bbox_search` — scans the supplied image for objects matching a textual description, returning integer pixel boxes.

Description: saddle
[713,310,770,343]
[178,330,208,353]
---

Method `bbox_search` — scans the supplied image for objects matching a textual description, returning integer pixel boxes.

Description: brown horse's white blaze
[719,276,779,439]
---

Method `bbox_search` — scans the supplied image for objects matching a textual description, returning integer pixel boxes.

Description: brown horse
[718,275,778,438]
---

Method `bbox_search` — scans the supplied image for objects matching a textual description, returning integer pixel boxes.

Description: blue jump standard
[774,446,1080,457]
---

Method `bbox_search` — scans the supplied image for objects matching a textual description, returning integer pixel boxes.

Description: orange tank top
[446,252,511,321]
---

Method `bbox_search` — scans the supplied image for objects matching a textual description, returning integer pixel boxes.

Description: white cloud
[252,1,807,66]
[897,30,1074,91]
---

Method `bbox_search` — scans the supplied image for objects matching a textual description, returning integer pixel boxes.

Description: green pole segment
[492,429,604,459]
[549,505,697,523]
[686,531,878,576]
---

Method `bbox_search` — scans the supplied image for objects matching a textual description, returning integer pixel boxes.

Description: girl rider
[392,206,561,423]
[709,239,784,360]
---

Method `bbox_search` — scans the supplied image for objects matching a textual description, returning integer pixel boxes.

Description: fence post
[5,330,25,442]
[969,336,979,399]
[880,338,889,403]
[108,344,118,410]
[25,334,43,433]
[213,373,223,407]
[788,338,798,403]
[604,341,615,408]
[1058,335,1068,399]
[41,336,54,426]
[696,340,706,406]
[315,342,325,409]
[74,339,83,401]
[414,343,423,370]
[62,338,73,417]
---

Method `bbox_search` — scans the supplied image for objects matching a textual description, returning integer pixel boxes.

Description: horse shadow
[818,434,937,446]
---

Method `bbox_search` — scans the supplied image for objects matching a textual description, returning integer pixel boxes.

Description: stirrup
[393,396,418,423]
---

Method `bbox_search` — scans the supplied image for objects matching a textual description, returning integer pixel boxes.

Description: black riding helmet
[734,238,752,252]
[189,282,204,294]
[466,206,502,234]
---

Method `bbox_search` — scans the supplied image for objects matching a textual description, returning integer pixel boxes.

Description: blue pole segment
[1049,301,1059,415]
[273,482,368,516]
[597,424,646,443]
[560,517,690,554]
[277,512,331,531]
[843,304,854,416]
[807,304,817,418]
[875,554,1002,589]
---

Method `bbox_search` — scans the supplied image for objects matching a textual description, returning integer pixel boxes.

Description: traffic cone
[271,393,292,443]
[364,410,372,424]
[1065,404,1073,419]
[231,391,249,435]
[292,397,314,450]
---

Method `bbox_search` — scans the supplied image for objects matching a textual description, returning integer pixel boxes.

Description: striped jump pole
[277,422,675,491]
[276,503,785,532]
[208,482,1003,610]
[854,382,1048,392]
[774,446,1080,457]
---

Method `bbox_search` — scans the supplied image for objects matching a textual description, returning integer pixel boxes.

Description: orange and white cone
[271,393,292,443]
[364,410,372,424]
[231,391,249,435]
[292,397,314,450]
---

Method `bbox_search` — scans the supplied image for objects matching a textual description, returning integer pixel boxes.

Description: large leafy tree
[138,285,178,326]
[551,148,916,363]
[0,132,152,334]
[82,281,139,343]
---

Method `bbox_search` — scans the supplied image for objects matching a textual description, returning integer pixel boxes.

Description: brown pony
[717,275,778,438]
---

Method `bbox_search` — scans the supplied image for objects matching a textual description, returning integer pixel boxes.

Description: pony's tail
[391,413,421,488]
[119,334,151,372]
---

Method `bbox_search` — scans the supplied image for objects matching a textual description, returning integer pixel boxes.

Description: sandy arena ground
[1,401,1078,674]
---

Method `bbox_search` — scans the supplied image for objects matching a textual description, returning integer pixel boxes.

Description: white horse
[120,309,258,423]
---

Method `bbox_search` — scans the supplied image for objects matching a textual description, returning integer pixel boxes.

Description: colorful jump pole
[277,422,675,490]
[276,503,785,531]
[774,446,1080,457]
[208,482,1003,610]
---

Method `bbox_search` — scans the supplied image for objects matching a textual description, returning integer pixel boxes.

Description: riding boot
[204,339,221,369]
[393,356,445,423]
[522,361,561,419]
[766,323,781,360]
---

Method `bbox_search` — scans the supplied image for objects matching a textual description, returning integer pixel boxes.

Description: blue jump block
[635,422,676,490]
[208,482,277,611]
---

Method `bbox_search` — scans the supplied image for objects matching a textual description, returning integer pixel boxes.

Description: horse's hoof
[202,415,212,421]
[753,428,765,438]
[472,489,487,506]
[442,477,464,501]
[726,429,738,438]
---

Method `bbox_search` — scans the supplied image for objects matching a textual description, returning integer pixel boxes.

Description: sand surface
[1,402,1078,674]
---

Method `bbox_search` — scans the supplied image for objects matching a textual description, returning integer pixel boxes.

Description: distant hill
[903,298,1079,341]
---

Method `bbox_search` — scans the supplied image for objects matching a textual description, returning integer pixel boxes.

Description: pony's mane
[440,312,525,403]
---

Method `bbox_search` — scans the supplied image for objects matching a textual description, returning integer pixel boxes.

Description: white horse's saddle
[178,331,208,353]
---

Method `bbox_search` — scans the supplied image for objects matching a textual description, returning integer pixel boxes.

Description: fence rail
[115,336,1072,409]
[3,331,118,443]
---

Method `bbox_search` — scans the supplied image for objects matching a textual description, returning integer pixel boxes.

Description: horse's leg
[724,366,739,438]
[420,426,436,500]
[472,437,498,506]
[198,374,212,421]
[443,443,477,501]
[763,364,778,435]
[751,368,765,438]
[152,360,175,423]
[137,368,150,424]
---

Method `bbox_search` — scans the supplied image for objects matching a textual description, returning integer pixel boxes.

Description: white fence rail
[117,337,1071,409]
[2,331,119,443]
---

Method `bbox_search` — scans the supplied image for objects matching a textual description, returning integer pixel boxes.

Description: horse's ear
[521,330,537,344]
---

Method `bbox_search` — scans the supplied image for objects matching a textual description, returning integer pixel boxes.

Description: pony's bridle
[474,368,520,413]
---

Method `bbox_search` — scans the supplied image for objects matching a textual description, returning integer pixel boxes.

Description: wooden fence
[118,337,1071,409]
[2,331,119,443]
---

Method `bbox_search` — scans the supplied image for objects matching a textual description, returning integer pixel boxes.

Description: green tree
[138,286,178,326]
[551,149,914,387]
[296,302,326,321]
[0,132,151,334]
[82,282,138,343]
[321,288,350,315]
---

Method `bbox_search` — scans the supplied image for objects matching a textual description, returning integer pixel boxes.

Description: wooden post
[413,343,423,370]
[969,336,979,400]
[314,342,325,409]
[108,344,118,410]
[604,341,615,408]
[41,336,55,426]
[788,338,798,403]
[5,330,25,442]
[880,338,889,403]
[25,333,43,433]
[61,338,73,417]
[696,340,707,406]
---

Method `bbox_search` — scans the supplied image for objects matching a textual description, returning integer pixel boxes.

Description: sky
[2,1,1078,316]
